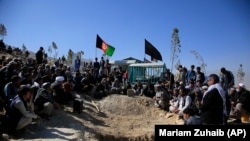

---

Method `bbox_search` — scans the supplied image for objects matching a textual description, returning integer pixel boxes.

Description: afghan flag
[96,34,115,57]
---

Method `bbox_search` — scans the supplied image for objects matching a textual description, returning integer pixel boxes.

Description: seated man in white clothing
[169,86,192,118]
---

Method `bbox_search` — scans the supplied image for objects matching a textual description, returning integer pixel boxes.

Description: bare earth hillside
[2,94,177,141]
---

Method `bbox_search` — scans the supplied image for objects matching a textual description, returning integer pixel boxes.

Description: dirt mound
[99,95,156,116]
[89,94,173,141]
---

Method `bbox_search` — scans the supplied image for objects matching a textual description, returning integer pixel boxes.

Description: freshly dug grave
[99,95,157,116]
[87,94,175,141]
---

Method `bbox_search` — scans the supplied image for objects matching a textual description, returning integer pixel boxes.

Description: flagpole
[95,47,97,59]
[144,42,146,62]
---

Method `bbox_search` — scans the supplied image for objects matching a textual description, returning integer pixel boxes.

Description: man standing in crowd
[196,67,205,84]
[186,65,196,85]
[93,57,100,80]
[74,56,81,72]
[36,47,44,65]
[220,67,235,92]
[200,74,227,124]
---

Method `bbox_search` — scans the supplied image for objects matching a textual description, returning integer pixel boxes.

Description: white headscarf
[202,83,228,117]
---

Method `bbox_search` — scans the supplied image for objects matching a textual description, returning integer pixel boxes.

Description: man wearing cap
[234,83,250,123]
[51,76,68,104]
[56,76,64,82]
[201,85,208,94]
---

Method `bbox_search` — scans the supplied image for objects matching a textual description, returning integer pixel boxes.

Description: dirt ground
[2,94,178,141]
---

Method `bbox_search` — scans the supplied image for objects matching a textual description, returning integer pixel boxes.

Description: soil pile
[99,95,156,116]
[91,95,172,141]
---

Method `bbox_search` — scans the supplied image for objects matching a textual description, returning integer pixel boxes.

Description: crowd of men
[0,43,249,138]
[153,64,250,125]
[0,43,132,136]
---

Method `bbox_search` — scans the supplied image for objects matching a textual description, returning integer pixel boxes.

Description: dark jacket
[230,91,241,107]
[143,84,155,98]
[36,50,43,64]
[238,89,250,112]
[34,88,54,113]
[196,72,205,84]
[200,88,223,124]
[6,95,27,129]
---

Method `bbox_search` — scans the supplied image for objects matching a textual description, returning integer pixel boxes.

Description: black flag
[145,39,162,61]
[96,34,103,50]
